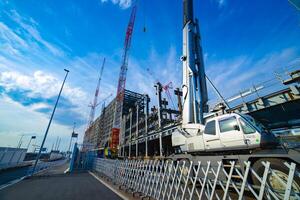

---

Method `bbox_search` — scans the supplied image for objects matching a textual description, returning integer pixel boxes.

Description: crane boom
[110,5,137,153]
[182,0,208,125]
[88,58,106,126]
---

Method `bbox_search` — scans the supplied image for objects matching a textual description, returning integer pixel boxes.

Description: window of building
[204,120,216,135]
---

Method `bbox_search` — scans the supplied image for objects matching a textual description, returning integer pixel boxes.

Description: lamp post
[17,134,25,148]
[31,69,69,175]
[26,136,36,152]
[16,135,36,164]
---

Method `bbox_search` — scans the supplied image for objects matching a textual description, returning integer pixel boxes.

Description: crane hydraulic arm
[181,0,208,125]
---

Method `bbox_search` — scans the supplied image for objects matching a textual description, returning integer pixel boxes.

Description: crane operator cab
[172,113,278,154]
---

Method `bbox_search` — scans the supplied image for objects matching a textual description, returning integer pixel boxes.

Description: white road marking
[0,176,27,191]
[64,167,70,173]
[88,171,129,200]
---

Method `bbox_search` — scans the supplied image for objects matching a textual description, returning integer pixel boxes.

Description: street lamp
[26,136,36,152]
[15,135,36,164]
[17,134,25,148]
[31,69,70,175]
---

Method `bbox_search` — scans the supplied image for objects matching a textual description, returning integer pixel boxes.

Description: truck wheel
[252,158,300,199]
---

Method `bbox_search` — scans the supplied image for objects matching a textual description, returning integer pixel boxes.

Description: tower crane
[88,58,106,127]
[110,4,137,155]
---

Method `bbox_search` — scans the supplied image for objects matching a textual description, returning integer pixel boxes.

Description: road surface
[0,163,122,200]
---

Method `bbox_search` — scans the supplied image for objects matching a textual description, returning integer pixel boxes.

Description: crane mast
[88,58,105,127]
[182,0,208,125]
[110,5,137,152]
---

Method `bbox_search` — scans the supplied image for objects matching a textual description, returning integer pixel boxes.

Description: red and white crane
[88,58,106,127]
[110,4,137,153]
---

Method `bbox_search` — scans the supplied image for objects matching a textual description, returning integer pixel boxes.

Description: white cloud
[29,102,51,111]
[206,56,248,87]
[0,70,88,119]
[126,46,182,108]
[206,48,299,104]
[216,0,226,8]
[0,22,28,49]
[8,10,65,56]
[0,95,74,150]
[100,0,132,9]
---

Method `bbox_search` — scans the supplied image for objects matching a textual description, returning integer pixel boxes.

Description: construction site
[82,0,300,161]
[68,0,300,199]
[1,0,300,199]
[83,68,300,158]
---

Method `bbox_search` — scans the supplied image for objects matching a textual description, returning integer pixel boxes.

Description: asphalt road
[0,159,68,186]
[0,172,122,200]
[0,166,30,185]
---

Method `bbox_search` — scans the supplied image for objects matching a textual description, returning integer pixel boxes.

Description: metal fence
[27,159,68,175]
[92,158,300,200]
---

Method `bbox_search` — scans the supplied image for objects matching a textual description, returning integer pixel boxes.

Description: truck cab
[172,113,278,153]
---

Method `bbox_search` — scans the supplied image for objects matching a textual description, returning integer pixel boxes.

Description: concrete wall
[0,147,27,170]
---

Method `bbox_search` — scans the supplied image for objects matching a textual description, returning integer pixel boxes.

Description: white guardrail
[28,159,68,175]
[93,158,300,200]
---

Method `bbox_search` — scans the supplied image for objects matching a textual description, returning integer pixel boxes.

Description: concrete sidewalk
[0,172,122,200]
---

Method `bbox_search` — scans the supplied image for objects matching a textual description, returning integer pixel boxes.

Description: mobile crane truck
[169,0,300,196]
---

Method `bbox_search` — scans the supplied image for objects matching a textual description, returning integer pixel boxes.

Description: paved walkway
[0,164,122,200]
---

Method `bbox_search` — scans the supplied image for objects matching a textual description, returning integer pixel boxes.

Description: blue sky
[0,0,299,150]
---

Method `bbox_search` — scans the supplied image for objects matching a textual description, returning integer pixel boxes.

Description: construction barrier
[0,147,27,170]
[69,143,96,172]
[92,158,300,200]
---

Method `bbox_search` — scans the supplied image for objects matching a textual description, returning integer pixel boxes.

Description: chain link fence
[92,158,300,200]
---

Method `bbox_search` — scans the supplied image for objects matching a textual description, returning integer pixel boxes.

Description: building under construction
[83,89,148,149]
[83,83,181,158]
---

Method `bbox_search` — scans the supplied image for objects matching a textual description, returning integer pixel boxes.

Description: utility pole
[31,69,69,175]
